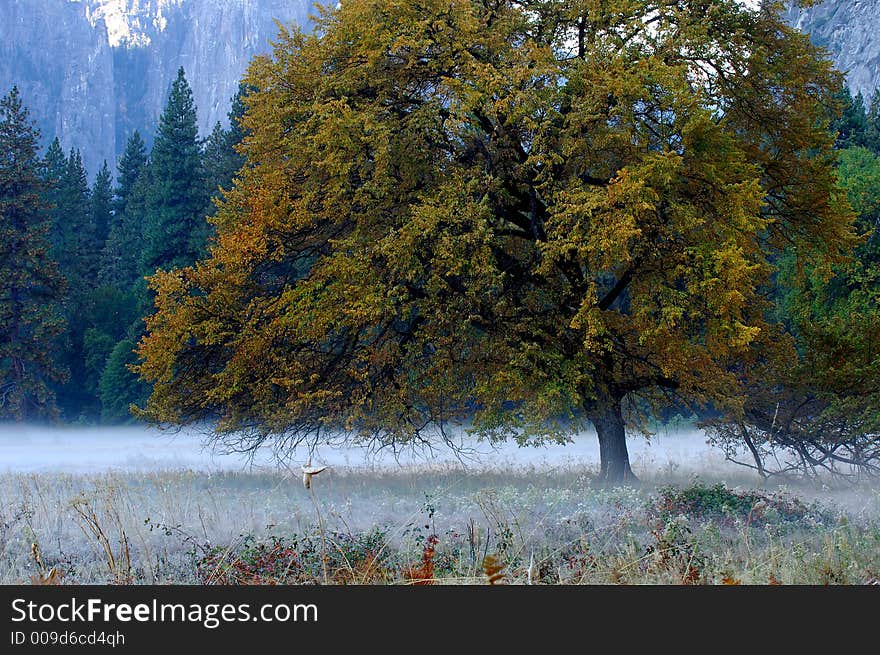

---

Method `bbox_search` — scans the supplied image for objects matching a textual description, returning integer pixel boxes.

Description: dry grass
[0,466,878,585]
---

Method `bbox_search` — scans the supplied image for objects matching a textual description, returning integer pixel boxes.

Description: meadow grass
[1,465,879,585]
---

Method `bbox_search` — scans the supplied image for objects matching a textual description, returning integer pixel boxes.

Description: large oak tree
[137,0,855,482]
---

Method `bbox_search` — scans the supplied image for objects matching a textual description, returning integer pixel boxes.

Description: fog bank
[0,423,741,476]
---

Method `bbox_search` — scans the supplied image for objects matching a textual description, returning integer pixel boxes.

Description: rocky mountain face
[1,1,878,177]
[0,0,321,177]
[787,0,880,101]
[1,1,116,177]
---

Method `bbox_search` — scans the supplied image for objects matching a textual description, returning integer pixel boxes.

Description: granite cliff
[0,0,321,175]
[2,1,877,176]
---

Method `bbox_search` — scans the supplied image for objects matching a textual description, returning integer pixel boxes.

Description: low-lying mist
[2,423,879,585]
[0,422,742,478]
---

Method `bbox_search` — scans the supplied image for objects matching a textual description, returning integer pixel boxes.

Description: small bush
[654,482,829,528]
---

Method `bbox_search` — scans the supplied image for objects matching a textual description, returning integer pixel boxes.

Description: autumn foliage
[136,0,856,481]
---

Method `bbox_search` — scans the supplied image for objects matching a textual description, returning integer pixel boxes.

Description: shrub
[654,482,829,528]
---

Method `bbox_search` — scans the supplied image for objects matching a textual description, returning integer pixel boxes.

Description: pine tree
[91,160,113,245]
[0,87,66,420]
[96,163,153,422]
[114,131,147,218]
[142,68,208,275]
[41,138,66,251]
[102,167,151,294]
[42,138,66,197]
[202,122,234,213]
[82,284,139,413]
[101,133,148,291]
[99,338,149,423]
[832,87,869,149]
[202,83,249,212]
[49,149,95,291]
[49,149,102,418]
[91,134,150,422]
[227,82,250,149]
[865,89,880,156]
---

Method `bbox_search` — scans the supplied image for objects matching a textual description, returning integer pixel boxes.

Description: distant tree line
[832,86,880,153]
[0,68,246,423]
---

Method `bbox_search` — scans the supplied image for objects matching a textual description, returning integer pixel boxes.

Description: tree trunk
[587,398,636,483]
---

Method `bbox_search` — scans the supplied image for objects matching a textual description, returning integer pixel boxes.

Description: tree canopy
[707,144,880,479]
[136,0,856,481]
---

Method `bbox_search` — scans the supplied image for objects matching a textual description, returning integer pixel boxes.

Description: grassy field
[2,463,880,585]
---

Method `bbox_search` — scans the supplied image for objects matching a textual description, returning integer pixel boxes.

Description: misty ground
[0,421,745,474]
[1,424,879,585]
